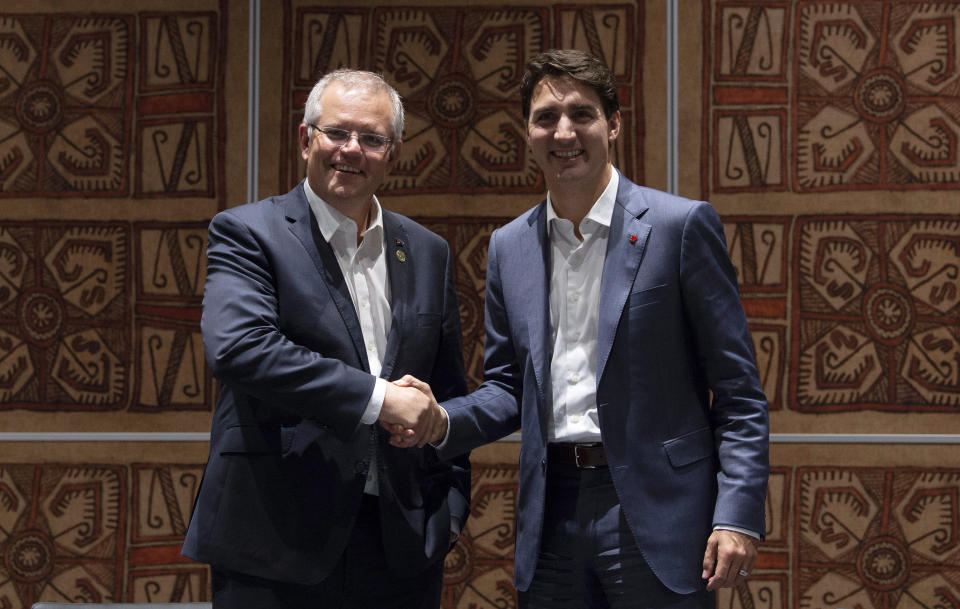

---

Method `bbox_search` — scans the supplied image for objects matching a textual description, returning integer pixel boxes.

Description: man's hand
[380,376,446,447]
[381,375,448,448]
[701,529,757,590]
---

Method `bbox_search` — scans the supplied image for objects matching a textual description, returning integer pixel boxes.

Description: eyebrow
[532,103,599,115]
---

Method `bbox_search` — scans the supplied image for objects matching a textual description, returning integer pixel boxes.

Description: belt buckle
[574,444,597,469]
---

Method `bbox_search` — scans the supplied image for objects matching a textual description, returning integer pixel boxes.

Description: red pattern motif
[127,464,208,603]
[132,223,208,412]
[135,12,221,199]
[0,223,129,411]
[0,15,134,197]
[724,217,792,410]
[0,10,225,203]
[704,1,960,195]
[796,467,960,609]
[0,460,954,609]
[0,464,125,607]
[791,216,960,412]
[0,220,212,413]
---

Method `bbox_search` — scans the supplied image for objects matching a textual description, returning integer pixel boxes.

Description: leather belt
[547,442,607,468]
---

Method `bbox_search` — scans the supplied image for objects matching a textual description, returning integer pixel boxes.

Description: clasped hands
[379,375,445,447]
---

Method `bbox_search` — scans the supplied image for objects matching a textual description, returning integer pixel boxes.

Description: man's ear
[299,124,312,161]
[608,110,622,142]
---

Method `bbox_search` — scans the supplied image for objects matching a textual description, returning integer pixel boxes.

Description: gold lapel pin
[396,249,407,263]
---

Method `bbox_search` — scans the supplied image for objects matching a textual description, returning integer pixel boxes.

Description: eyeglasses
[309,125,393,153]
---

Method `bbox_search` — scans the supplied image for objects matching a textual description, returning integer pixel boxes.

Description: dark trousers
[212,494,444,609]
[520,462,713,609]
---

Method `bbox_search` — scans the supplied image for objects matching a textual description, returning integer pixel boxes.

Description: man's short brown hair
[520,49,619,120]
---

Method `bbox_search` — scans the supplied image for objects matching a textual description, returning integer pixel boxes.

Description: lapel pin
[395,238,405,247]
[396,249,407,263]
[629,234,637,244]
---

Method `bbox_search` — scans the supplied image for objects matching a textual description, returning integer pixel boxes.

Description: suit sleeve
[201,209,374,439]
[430,240,471,527]
[680,202,769,537]
[438,228,523,460]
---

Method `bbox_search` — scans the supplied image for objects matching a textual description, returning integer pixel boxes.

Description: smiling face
[299,81,401,214]
[525,75,620,203]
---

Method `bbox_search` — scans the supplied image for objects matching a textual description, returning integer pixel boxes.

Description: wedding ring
[738,569,750,577]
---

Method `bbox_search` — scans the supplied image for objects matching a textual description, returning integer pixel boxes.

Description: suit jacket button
[354,461,368,475]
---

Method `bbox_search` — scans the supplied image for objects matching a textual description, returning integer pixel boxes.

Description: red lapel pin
[629,234,637,244]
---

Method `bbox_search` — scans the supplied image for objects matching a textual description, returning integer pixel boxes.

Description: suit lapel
[521,203,552,407]
[282,184,369,370]
[597,176,650,382]
[380,211,411,381]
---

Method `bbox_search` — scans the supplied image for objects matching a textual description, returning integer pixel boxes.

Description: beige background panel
[0,1,244,430]
[679,1,959,434]
[683,0,960,214]
[0,442,211,607]
[723,442,960,609]
[4,441,959,609]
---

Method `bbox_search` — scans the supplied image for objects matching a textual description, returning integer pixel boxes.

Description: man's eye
[359,134,386,147]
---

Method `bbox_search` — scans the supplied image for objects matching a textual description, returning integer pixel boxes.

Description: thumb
[393,374,416,387]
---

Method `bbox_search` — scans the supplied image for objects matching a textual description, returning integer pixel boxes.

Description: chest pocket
[628,283,666,313]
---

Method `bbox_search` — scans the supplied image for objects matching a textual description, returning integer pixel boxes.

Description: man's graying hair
[302,69,405,142]
[520,49,619,120]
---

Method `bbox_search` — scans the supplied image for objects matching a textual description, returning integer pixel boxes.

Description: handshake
[378,375,447,448]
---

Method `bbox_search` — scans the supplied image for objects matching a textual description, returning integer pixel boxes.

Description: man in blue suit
[182,69,469,608]
[394,50,769,608]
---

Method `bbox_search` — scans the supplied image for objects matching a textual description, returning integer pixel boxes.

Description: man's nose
[554,115,576,139]
[339,133,363,153]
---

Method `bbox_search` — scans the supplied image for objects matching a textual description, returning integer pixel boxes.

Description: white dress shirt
[546,172,619,443]
[304,182,389,494]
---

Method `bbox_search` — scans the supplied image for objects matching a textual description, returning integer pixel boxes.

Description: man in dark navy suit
[394,50,769,608]
[183,69,469,609]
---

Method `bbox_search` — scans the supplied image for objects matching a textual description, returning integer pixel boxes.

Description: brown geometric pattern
[717,464,960,609]
[4,457,957,609]
[792,216,960,412]
[725,216,792,411]
[702,1,960,196]
[442,463,518,609]
[0,223,130,411]
[0,10,225,200]
[135,12,221,199]
[0,464,126,607]
[0,15,134,197]
[795,467,960,609]
[132,223,208,413]
[417,217,510,390]
[280,1,644,199]
[0,2,228,427]
[127,464,208,603]
[0,221,209,413]
[0,461,212,608]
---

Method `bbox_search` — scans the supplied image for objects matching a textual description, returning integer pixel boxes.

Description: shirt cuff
[430,405,452,449]
[714,525,760,539]
[359,377,387,425]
